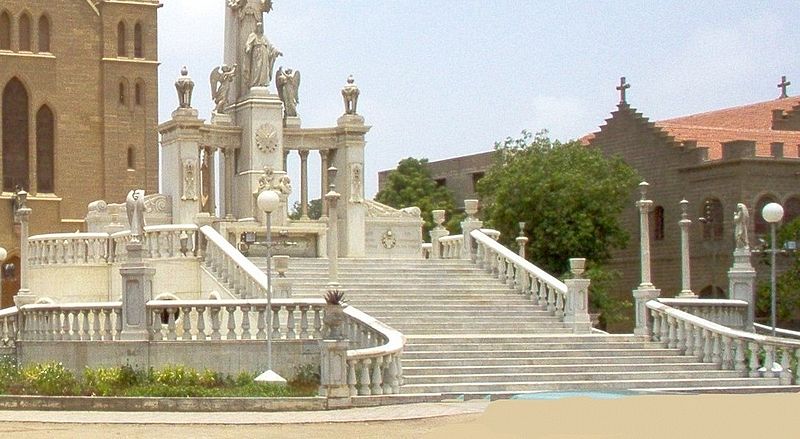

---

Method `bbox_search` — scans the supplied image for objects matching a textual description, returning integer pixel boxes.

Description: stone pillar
[158,107,204,224]
[223,147,235,219]
[319,339,351,408]
[325,167,341,288]
[678,199,697,298]
[632,182,660,336]
[332,115,370,257]
[319,150,330,220]
[563,258,592,333]
[516,222,528,259]
[119,242,155,341]
[13,201,35,307]
[299,150,310,220]
[429,210,449,259]
[728,248,756,331]
[460,199,483,261]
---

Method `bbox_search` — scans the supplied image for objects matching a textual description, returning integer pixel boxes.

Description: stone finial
[569,258,586,278]
[464,199,479,219]
[616,76,631,104]
[680,199,689,220]
[175,66,194,109]
[518,222,526,237]
[638,181,649,201]
[342,75,360,115]
[432,210,446,229]
[327,166,338,192]
[778,75,791,99]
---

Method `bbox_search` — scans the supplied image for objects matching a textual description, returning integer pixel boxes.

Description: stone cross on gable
[778,75,791,99]
[616,77,631,104]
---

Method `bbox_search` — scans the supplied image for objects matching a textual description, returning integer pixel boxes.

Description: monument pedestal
[120,242,155,341]
[728,248,756,331]
[633,286,660,336]
[158,109,204,224]
[319,339,351,406]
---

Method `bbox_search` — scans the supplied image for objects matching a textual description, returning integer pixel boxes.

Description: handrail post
[563,258,592,333]
[119,241,154,341]
[429,210,449,259]
[460,200,483,261]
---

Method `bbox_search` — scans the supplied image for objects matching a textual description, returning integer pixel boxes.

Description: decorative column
[119,241,154,341]
[632,182,660,336]
[13,191,35,307]
[563,258,592,333]
[325,167,341,288]
[460,199,483,261]
[319,150,330,220]
[223,147,235,219]
[299,150,310,220]
[516,222,529,259]
[678,200,697,298]
[429,210,449,259]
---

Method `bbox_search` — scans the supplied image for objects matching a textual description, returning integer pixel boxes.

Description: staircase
[251,257,781,395]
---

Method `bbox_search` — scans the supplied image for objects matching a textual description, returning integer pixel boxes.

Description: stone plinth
[728,248,756,331]
[319,339,350,403]
[564,259,592,334]
[119,242,155,341]
[633,287,660,336]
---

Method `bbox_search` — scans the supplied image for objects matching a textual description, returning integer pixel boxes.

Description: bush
[20,362,79,396]
[0,356,19,393]
[83,364,145,396]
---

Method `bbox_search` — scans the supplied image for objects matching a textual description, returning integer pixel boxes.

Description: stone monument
[728,202,756,330]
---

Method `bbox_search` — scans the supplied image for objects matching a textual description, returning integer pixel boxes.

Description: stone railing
[200,225,269,299]
[421,243,432,259]
[111,225,198,262]
[29,233,110,266]
[146,298,325,341]
[470,229,568,316]
[16,302,123,341]
[343,305,405,396]
[648,300,800,384]
[754,323,800,340]
[0,306,18,348]
[658,298,748,330]
[439,234,463,259]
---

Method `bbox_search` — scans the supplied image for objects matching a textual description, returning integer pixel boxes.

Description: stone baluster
[676,319,686,352]
[69,310,79,341]
[196,306,207,340]
[210,306,221,340]
[779,348,792,385]
[370,356,384,395]
[101,309,112,340]
[763,345,776,378]
[166,307,177,341]
[692,326,703,358]
[711,333,722,364]
[720,336,734,369]
[659,314,669,343]
[285,305,296,339]
[225,305,237,340]
[748,342,761,377]
[299,305,309,339]
[239,305,251,339]
[347,359,357,396]
[271,305,281,339]
[702,329,713,362]
[150,310,162,340]
[684,321,695,354]
[313,306,323,338]
[667,316,677,348]
[182,306,193,340]
[91,310,101,340]
[359,359,371,395]
[255,305,267,339]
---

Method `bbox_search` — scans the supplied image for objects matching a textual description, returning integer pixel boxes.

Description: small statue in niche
[209,64,237,114]
[734,203,750,250]
[350,163,363,203]
[341,75,360,115]
[245,22,282,88]
[276,67,300,117]
[174,66,194,109]
[182,159,197,201]
[126,189,146,242]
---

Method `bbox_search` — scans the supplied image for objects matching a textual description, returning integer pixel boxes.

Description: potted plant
[323,289,347,340]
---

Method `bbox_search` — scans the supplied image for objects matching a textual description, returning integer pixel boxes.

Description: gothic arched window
[133,22,143,58]
[127,146,135,170]
[36,105,54,193]
[134,81,143,106]
[18,13,31,52]
[37,15,50,53]
[0,11,10,50]
[118,80,127,106]
[2,78,30,191]
[117,21,126,57]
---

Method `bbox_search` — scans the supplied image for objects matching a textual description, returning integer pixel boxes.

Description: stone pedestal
[563,259,592,333]
[119,242,155,341]
[331,115,369,258]
[158,108,204,224]
[319,339,351,404]
[460,200,483,261]
[633,287,660,336]
[430,210,449,259]
[728,248,756,331]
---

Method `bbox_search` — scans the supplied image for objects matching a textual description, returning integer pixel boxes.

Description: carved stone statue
[257,166,291,196]
[341,75,360,115]
[734,203,750,250]
[174,66,194,109]
[182,159,197,201]
[210,64,237,114]
[276,67,300,117]
[245,22,282,88]
[126,189,146,241]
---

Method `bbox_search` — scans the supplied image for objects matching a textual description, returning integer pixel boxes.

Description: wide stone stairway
[251,257,780,396]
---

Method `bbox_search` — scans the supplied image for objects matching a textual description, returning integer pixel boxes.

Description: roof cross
[778,75,791,99]
[616,77,631,104]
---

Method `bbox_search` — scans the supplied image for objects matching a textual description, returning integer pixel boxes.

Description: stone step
[401,348,682,359]
[399,327,573,335]
[400,377,782,394]
[402,362,721,375]
[355,306,550,313]
[402,355,705,367]
[382,323,571,331]
[375,315,563,323]
[404,369,749,385]
[404,341,663,352]
[405,334,646,343]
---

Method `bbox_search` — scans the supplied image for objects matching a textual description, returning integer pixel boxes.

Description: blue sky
[158,1,800,200]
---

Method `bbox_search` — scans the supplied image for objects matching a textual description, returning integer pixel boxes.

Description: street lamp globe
[0,247,6,262]
[762,202,784,224]
[257,190,280,214]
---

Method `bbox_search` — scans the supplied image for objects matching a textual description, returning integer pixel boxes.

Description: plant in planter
[323,289,347,340]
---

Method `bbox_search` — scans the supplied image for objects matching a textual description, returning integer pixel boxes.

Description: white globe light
[762,202,784,224]
[257,190,281,213]
[0,247,6,262]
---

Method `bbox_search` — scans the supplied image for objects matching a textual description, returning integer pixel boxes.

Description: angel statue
[276,67,300,117]
[734,203,750,250]
[126,189,146,242]
[210,64,237,114]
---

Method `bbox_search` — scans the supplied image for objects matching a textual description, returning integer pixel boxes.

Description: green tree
[375,157,463,240]
[289,198,322,220]
[756,217,800,328]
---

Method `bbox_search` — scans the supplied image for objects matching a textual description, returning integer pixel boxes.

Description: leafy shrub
[83,364,145,396]
[151,364,200,387]
[20,362,79,396]
[0,356,19,393]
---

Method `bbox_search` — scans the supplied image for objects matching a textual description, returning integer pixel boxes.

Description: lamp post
[255,189,286,384]
[0,247,6,307]
[762,202,784,336]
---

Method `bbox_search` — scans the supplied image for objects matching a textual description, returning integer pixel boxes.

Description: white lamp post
[0,247,6,306]
[762,202,784,336]
[255,189,286,384]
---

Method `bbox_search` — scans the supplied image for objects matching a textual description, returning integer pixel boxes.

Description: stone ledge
[0,395,327,412]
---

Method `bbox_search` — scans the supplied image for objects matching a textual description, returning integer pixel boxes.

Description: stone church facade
[0,0,159,307]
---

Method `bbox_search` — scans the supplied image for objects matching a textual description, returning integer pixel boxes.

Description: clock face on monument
[255,123,278,153]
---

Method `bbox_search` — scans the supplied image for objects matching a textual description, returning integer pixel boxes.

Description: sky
[157,1,800,201]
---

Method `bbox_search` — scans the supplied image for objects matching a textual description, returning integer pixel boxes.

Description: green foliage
[289,363,320,394]
[19,362,79,396]
[477,130,639,275]
[376,157,464,240]
[289,198,323,220]
[83,364,144,396]
[756,218,800,326]
[583,266,633,331]
[0,356,19,393]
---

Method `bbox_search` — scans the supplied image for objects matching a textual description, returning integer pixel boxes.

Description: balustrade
[439,235,463,259]
[200,225,269,299]
[658,298,747,330]
[343,305,404,396]
[17,303,122,341]
[0,307,18,348]
[648,300,800,384]
[111,225,198,262]
[28,233,110,266]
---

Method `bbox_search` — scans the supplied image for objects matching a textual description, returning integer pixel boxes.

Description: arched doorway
[1,254,20,309]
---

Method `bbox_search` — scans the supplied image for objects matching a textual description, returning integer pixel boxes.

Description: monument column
[332,120,369,257]
[223,147,236,219]
[632,182,660,336]
[13,191,35,307]
[678,200,697,298]
[299,150,310,220]
[320,150,330,220]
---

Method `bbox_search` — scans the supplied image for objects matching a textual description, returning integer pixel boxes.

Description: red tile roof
[653,97,800,160]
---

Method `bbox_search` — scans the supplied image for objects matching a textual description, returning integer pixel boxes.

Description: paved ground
[0,393,798,438]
